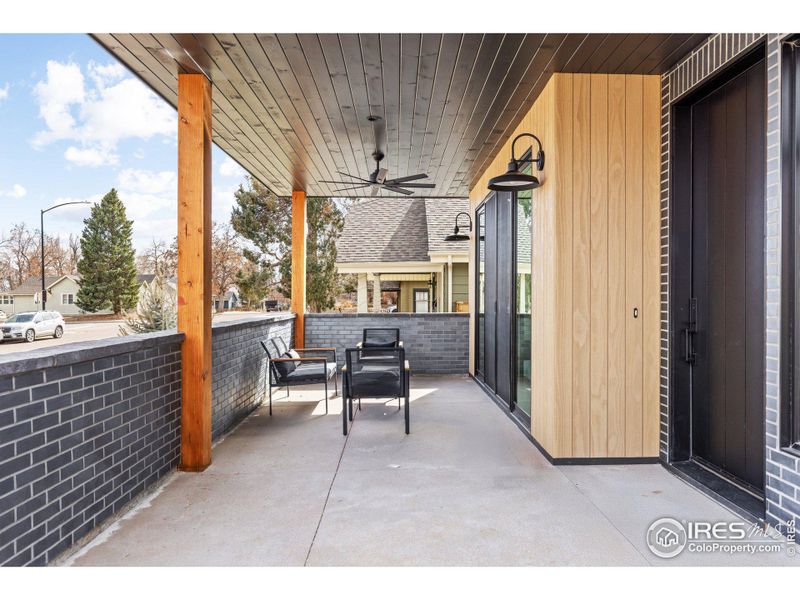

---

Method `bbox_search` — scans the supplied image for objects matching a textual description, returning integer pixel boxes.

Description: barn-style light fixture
[487,132,545,192]
[444,212,473,242]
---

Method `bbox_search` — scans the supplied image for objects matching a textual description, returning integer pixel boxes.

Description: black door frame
[668,42,768,513]
[473,188,528,425]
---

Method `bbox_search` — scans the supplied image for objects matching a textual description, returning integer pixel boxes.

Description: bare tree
[1,223,38,288]
[211,222,245,311]
[67,234,81,274]
[137,238,178,280]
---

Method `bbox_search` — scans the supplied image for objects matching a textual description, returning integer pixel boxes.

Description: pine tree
[76,188,139,314]
[119,269,177,335]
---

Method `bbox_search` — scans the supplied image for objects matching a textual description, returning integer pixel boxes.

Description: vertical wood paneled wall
[469,73,661,459]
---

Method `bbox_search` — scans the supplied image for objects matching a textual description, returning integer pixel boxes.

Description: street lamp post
[40,201,91,310]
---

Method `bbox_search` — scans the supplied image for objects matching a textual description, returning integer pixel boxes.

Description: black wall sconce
[487,132,545,192]
[444,212,473,242]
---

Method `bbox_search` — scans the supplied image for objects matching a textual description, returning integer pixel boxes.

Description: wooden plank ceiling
[92,33,706,198]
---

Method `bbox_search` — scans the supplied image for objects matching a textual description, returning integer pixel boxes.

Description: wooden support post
[291,190,307,347]
[177,73,213,472]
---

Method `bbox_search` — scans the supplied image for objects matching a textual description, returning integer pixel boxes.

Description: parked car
[1,311,65,343]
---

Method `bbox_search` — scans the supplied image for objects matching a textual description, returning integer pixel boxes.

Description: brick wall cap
[211,312,295,333]
[0,330,185,377]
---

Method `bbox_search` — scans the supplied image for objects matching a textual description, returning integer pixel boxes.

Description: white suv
[1,311,65,343]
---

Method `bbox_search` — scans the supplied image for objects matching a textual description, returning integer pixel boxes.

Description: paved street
[0,312,274,357]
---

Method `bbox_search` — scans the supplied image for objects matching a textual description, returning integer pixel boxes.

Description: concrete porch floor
[64,376,796,566]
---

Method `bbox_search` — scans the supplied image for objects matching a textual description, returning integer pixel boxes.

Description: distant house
[4,275,104,316]
[6,274,164,316]
[336,198,470,313]
[213,289,240,311]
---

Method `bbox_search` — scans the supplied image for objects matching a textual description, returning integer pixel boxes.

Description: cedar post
[177,73,213,471]
[291,190,307,347]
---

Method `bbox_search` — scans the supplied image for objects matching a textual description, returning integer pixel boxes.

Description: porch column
[447,255,453,312]
[357,273,368,313]
[372,273,381,312]
[291,190,307,347]
[177,73,213,472]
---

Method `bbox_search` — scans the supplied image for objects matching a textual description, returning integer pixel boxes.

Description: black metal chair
[260,338,338,415]
[342,346,410,436]
[357,328,403,349]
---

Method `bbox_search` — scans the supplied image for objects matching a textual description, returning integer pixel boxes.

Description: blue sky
[0,34,248,250]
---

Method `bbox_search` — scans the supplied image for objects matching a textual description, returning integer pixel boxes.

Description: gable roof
[336,197,469,264]
[9,275,80,295]
[424,198,470,254]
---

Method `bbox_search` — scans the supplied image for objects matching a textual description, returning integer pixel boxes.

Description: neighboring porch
[63,376,793,567]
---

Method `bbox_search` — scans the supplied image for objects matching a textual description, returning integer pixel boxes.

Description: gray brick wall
[304,313,469,374]
[0,331,183,566]
[660,34,800,531]
[211,314,294,439]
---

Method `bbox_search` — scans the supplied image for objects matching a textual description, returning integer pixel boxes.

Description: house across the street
[336,198,470,313]
[4,273,163,316]
[3,275,94,316]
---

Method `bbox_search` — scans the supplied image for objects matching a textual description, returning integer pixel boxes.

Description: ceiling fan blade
[336,171,373,183]
[331,184,370,193]
[384,173,429,184]
[390,182,436,188]
[319,180,371,185]
[383,186,414,196]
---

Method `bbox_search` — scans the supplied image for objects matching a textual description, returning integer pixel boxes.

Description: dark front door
[672,54,766,494]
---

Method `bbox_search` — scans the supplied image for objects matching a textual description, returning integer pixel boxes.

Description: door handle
[682,327,696,364]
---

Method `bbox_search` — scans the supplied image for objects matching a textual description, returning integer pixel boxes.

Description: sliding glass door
[475,185,532,424]
[515,175,533,418]
[474,191,514,410]
[476,205,486,379]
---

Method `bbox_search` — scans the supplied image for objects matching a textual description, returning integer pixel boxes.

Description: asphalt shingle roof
[9,275,79,295]
[424,198,470,254]
[336,198,469,264]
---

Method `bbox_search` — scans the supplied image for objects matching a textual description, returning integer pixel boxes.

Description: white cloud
[0,83,9,103]
[0,184,26,198]
[87,61,125,89]
[219,156,246,178]
[32,61,85,146]
[64,145,118,167]
[31,59,175,167]
[118,169,176,195]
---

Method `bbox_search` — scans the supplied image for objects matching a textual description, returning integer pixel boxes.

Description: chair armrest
[270,357,327,363]
[294,347,336,352]
[293,348,337,362]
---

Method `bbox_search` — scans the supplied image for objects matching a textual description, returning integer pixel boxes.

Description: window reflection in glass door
[515,165,533,417]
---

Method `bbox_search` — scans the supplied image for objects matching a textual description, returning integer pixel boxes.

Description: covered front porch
[62,376,791,567]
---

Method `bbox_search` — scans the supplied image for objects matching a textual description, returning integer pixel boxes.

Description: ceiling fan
[319,116,436,196]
